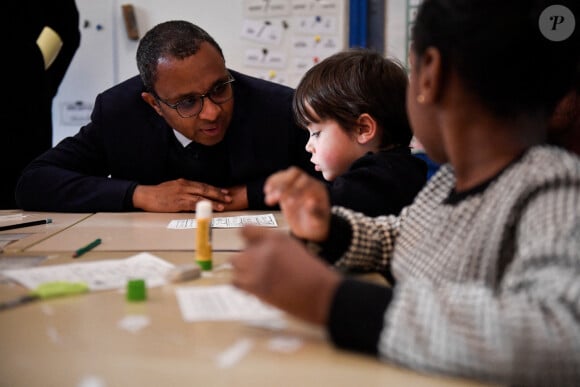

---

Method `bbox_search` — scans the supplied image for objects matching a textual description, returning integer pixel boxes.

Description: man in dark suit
[15,20,319,212]
[3,0,80,209]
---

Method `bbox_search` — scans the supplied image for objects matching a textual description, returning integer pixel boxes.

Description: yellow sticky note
[36,26,63,70]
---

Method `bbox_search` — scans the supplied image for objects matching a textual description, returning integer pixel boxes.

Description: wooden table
[0,251,497,387]
[1,210,93,253]
[20,211,288,253]
[0,212,499,386]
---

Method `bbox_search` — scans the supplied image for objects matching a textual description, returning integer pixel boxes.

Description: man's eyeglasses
[154,75,235,118]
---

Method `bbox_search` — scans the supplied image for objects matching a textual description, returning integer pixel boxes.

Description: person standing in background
[2,1,80,209]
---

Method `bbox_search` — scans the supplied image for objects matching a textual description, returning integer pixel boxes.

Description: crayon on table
[73,238,102,258]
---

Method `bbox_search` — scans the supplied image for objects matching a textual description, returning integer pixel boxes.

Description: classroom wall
[52,0,410,146]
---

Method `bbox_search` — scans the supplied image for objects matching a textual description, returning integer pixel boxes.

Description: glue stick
[195,200,213,270]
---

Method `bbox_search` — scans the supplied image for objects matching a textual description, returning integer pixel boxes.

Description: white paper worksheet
[175,284,283,322]
[0,252,175,291]
[167,214,278,229]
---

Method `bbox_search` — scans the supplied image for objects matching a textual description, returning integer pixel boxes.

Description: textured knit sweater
[320,145,580,386]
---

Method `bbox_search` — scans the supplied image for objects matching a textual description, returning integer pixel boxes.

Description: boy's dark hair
[136,20,224,93]
[411,0,580,119]
[293,48,413,148]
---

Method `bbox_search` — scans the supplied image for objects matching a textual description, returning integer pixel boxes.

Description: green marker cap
[126,279,147,302]
[196,259,212,271]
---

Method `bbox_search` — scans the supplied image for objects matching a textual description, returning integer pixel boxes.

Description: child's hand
[264,167,331,242]
[230,226,340,325]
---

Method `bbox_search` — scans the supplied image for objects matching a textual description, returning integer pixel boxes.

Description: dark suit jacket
[15,70,317,212]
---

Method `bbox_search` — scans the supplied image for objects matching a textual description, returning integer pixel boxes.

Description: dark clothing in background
[2,1,80,209]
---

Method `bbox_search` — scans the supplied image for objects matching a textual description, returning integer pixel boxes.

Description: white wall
[52,0,116,144]
[113,0,246,83]
[386,0,408,63]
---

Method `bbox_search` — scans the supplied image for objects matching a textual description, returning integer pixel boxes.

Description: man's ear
[141,92,163,116]
[416,47,443,104]
[355,113,378,145]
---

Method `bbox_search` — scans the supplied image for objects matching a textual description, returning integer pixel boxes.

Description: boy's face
[142,42,234,146]
[304,112,366,181]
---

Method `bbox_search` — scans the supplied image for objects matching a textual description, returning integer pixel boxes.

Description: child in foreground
[230,0,580,385]
[293,49,426,216]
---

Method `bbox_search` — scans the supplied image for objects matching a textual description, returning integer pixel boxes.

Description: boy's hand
[264,167,331,242]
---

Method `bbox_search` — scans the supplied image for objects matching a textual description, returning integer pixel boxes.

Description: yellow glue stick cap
[196,200,212,218]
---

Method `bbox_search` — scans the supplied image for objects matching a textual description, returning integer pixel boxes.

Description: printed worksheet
[167,213,278,229]
[0,213,26,221]
[0,252,175,291]
[175,284,283,322]
[0,213,30,251]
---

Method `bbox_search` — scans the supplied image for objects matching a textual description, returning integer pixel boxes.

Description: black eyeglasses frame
[153,74,235,118]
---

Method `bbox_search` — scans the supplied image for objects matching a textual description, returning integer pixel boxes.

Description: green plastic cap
[126,279,147,302]
[196,259,212,271]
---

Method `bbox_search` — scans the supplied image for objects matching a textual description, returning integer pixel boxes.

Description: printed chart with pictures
[241,0,346,87]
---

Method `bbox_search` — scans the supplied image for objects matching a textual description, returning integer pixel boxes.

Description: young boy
[230,0,580,385]
[293,49,427,216]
